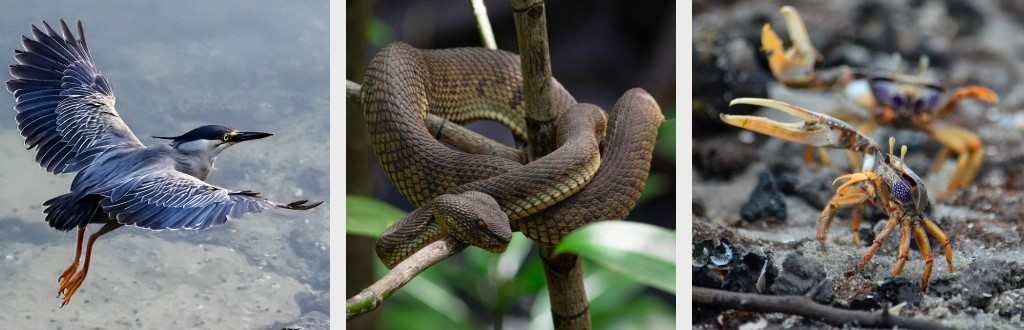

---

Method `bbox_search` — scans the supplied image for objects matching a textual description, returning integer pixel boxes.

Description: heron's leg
[58,222,122,307]
[57,226,87,288]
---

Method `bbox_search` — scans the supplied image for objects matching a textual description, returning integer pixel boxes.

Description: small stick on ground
[693,287,952,330]
[346,238,467,319]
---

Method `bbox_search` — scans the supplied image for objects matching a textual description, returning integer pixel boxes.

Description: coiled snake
[362,42,663,268]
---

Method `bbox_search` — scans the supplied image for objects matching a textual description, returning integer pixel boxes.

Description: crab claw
[762,6,819,86]
[724,98,869,152]
[936,86,999,119]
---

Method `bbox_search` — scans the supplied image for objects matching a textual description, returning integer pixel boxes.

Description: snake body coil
[363,42,662,267]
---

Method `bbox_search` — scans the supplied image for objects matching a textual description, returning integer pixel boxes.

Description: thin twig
[693,287,952,330]
[347,80,522,161]
[347,238,467,319]
[470,0,498,49]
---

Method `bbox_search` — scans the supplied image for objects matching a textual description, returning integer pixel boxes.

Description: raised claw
[724,98,870,152]
[762,6,819,86]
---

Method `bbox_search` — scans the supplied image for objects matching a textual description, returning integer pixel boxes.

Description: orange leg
[923,218,954,272]
[858,217,899,270]
[816,186,870,245]
[913,224,934,291]
[850,205,864,245]
[58,226,86,289]
[925,124,983,199]
[58,222,121,307]
[892,221,912,276]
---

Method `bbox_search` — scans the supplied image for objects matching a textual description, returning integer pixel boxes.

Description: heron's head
[155,125,272,155]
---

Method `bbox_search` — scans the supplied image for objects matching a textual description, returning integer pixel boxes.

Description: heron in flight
[6,20,322,307]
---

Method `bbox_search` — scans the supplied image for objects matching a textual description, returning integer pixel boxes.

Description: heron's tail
[43,194,99,231]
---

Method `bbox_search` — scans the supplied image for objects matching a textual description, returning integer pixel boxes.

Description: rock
[771,253,833,303]
[694,136,759,180]
[741,172,788,222]
[850,292,883,310]
[878,277,923,305]
[951,259,1024,308]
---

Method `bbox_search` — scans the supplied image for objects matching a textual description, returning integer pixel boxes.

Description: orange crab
[761,5,999,200]
[722,98,954,291]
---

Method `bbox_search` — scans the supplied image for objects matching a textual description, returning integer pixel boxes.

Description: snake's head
[435,191,512,253]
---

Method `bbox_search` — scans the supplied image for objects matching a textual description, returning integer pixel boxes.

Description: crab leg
[924,123,983,198]
[913,223,934,290]
[816,178,871,245]
[923,217,954,272]
[892,221,912,276]
[858,217,900,270]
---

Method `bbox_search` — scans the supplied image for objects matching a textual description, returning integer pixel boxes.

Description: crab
[761,5,999,200]
[722,97,954,291]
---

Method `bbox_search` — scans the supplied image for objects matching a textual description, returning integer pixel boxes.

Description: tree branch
[693,287,952,330]
[469,0,498,50]
[511,0,591,328]
[512,0,557,160]
[346,238,468,319]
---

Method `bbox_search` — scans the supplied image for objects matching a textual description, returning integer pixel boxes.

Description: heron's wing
[7,20,144,174]
[99,168,321,231]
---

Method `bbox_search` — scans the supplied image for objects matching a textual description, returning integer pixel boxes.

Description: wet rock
[740,171,788,223]
[771,253,833,303]
[877,277,923,306]
[693,24,772,136]
[724,251,778,293]
[778,166,841,210]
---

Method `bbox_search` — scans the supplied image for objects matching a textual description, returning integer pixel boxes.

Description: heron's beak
[228,131,273,143]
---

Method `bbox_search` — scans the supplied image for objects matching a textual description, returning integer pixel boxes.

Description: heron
[6,20,322,307]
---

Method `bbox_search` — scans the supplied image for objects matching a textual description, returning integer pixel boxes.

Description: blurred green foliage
[347,196,676,329]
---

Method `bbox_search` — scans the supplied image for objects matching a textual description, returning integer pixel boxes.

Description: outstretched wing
[7,20,144,174]
[100,168,321,231]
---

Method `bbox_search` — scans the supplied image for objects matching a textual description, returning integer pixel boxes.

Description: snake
[362,42,662,267]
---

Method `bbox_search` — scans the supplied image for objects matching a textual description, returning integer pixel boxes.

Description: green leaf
[637,173,667,204]
[554,222,675,293]
[346,195,405,237]
[655,117,676,161]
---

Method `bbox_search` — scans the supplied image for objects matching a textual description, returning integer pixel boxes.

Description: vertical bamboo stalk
[511,1,591,328]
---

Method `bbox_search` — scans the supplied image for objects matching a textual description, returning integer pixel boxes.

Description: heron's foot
[57,268,89,307]
[57,261,79,289]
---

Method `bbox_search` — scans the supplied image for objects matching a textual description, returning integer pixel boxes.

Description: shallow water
[0,1,328,329]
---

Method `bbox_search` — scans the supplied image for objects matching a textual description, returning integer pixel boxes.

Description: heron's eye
[889,178,914,204]
[222,133,231,142]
